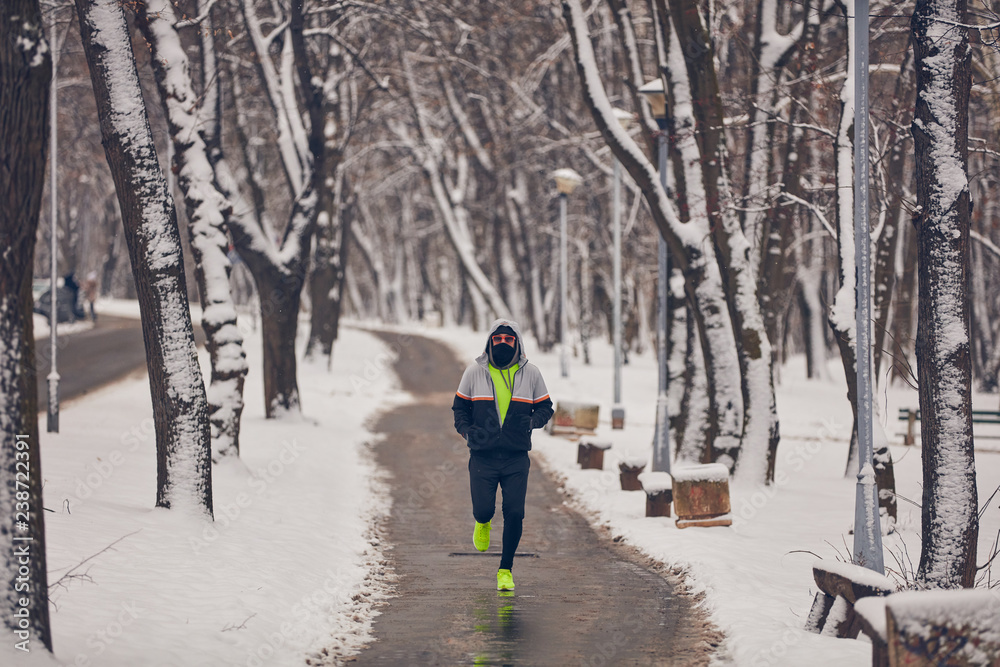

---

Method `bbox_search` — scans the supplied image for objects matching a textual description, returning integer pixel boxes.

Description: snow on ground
[13,316,407,666]
[89,298,143,320]
[32,315,95,340]
[417,321,1000,667]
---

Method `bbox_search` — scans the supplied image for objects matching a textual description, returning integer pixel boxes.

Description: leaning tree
[0,0,53,651]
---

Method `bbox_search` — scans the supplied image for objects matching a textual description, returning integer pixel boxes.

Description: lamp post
[611,108,633,430]
[639,78,670,473]
[552,168,583,378]
[47,6,60,433]
[852,0,884,573]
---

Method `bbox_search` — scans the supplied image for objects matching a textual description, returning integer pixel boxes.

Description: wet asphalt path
[353,331,714,666]
[33,314,206,405]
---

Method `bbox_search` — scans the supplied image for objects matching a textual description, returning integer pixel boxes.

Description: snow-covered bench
[854,589,1000,667]
[805,560,895,639]
[550,401,599,439]
[898,407,1000,448]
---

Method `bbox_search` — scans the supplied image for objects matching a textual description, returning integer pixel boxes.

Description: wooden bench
[550,401,599,440]
[855,590,1000,666]
[898,407,1000,446]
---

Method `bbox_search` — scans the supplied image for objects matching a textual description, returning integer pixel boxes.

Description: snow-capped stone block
[551,401,600,438]
[805,592,836,634]
[611,405,625,430]
[671,463,730,483]
[853,597,889,667]
[638,471,672,493]
[885,590,1000,666]
[807,561,894,641]
[820,595,859,639]
[618,457,646,491]
[619,455,648,469]
[577,440,611,470]
[812,560,895,604]
[671,464,731,529]
[853,597,887,642]
[638,471,672,517]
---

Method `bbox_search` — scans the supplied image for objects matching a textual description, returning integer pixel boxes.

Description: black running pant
[468,453,530,571]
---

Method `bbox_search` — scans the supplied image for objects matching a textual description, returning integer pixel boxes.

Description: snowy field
[421,322,1000,667]
[13,313,406,667]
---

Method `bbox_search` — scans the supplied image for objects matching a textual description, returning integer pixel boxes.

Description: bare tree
[76,0,213,515]
[0,0,53,650]
[134,0,249,460]
[911,0,978,589]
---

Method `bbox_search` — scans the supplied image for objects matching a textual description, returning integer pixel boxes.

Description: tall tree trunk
[873,44,915,380]
[675,303,712,464]
[0,0,53,649]
[665,0,780,482]
[136,0,249,460]
[566,0,748,470]
[830,3,862,477]
[890,221,919,385]
[306,168,353,361]
[77,0,213,514]
[911,0,978,589]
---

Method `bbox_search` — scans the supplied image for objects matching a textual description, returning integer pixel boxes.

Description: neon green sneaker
[473,521,491,552]
[497,568,514,591]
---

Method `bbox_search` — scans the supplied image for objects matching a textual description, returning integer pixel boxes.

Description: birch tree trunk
[136,0,249,460]
[911,0,978,589]
[76,0,213,514]
[0,0,53,649]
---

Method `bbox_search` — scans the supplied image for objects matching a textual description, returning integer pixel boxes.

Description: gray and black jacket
[452,319,554,457]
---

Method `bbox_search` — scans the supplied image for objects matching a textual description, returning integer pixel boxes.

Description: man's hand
[510,414,532,432]
[466,426,490,449]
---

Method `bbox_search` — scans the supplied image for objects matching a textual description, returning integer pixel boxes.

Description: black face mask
[490,342,516,368]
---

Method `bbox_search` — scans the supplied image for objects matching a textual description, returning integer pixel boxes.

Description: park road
[351,330,718,666]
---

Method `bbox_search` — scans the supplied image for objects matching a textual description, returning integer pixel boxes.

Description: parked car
[34,274,86,324]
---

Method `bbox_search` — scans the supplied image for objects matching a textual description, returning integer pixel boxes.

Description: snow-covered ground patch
[32,315,94,340]
[89,297,143,320]
[419,322,1000,667]
[21,317,407,666]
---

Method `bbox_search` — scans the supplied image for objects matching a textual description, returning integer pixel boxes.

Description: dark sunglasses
[491,334,516,346]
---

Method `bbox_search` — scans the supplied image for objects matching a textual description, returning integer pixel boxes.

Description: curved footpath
[351,330,718,666]
[33,314,206,405]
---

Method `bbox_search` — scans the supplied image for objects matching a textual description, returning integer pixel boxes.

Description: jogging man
[452,319,554,591]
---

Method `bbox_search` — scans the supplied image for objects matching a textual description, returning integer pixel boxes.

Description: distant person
[452,319,554,591]
[83,271,98,322]
[63,272,85,321]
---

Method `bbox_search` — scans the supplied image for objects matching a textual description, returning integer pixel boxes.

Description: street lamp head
[638,79,668,128]
[552,168,584,195]
[612,107,634,131]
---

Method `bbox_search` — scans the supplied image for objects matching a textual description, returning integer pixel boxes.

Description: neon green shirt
[488,362,519,424]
